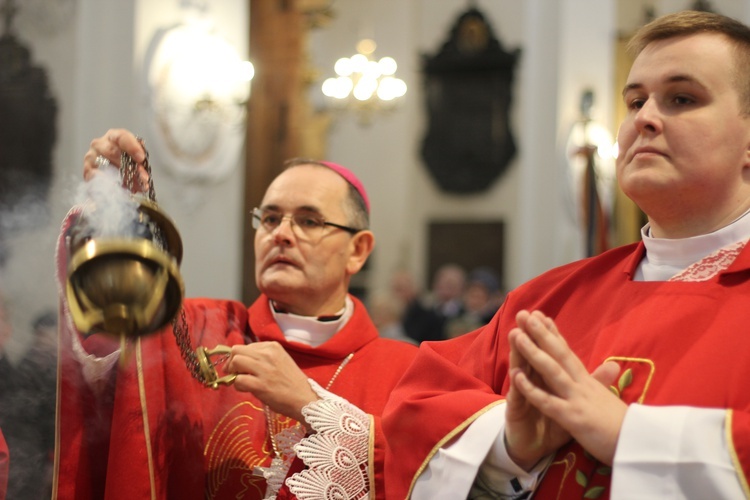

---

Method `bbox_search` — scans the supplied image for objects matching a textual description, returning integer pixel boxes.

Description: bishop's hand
[227,341,320,430]
[84,128,150,192]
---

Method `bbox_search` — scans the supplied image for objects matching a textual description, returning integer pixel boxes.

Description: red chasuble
[0,427,7,500]
[383,241,750,499]
[53,211,417,499]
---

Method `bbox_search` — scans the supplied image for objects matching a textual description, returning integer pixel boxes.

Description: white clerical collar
[270,296,354,347]
[637,210,750,281]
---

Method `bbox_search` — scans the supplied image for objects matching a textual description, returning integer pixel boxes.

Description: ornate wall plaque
[421,7,520,193]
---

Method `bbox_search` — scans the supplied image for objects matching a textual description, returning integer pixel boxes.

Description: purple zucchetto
[320,161,370,214]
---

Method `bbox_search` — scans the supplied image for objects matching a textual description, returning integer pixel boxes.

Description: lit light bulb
[363,60,382,79]
[378,57,397,75]
[377,76,406,101]
[322,77,339,98]
[350,54,368,73]
[334,57,353,77]
[335,77,354,98]
[353,76,378,100]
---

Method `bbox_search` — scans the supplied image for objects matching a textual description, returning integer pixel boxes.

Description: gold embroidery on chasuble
[204,401,299,499]
[541,357,656,499]
[603,357,655,404]
[548,452,577,500]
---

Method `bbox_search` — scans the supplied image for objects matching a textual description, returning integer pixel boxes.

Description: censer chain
[172,307,205,383]
[120,136,157,202]
[119,139,205,385]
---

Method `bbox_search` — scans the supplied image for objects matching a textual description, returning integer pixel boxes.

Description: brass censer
[65,142,184,341]
[65,139,238,389]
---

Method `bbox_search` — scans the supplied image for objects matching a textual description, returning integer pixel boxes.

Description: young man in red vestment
[53,130,417,499]
[383,10,750,499]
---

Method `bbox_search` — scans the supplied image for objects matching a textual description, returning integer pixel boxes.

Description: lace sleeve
[285,379,372,499]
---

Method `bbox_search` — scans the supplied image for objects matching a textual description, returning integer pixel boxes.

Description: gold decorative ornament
[196,344,236,389]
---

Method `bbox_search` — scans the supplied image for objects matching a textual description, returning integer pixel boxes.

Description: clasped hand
[505,310,627,470]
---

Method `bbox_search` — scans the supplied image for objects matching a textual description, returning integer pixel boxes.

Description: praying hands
[505,310,627,469]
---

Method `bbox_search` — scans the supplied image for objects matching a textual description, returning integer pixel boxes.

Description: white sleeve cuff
[612,404,744,498]
[413,403,548,499]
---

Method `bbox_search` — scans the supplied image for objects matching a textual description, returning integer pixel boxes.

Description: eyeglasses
[251,207,361,240]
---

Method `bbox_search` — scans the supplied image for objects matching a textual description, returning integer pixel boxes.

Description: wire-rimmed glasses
[251,207,360,241]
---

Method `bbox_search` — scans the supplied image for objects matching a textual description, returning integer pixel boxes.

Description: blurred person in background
[425,263,467,324]
[0,293,12,431]
[389,269,443,343]
[367,290,417,345]
[445,267,505,339]
[10,311,57,499]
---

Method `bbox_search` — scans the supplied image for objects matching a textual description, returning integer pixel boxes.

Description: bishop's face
[254,165,360,317]
[616,33,750,238]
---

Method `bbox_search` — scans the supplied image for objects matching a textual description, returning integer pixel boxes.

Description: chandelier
[321,38,407,122]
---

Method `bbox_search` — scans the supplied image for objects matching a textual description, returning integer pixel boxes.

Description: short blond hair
[627,10,750,116]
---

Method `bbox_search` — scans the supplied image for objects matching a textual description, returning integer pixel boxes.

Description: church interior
[0,0,744,493]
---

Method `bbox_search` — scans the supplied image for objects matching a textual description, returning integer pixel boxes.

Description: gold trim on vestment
[551,451,577,500]
[726,410,750,497]
[603,356,655,403]
[407,399,505,498]
[136,338,157,499]
[368,414,376,499]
